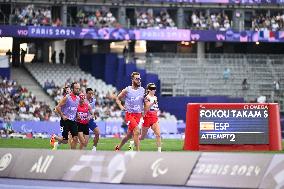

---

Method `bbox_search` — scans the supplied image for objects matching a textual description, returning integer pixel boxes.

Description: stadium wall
[0,148,284,188]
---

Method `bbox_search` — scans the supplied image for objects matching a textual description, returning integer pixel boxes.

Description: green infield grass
[1,138,284,152]
[0,138,184,151]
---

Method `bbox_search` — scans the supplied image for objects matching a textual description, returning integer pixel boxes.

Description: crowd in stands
[190,12,231,31]
[252,13,284,31]
[76,7,118,28]
[0,77,58,122]
[0,72,177,127]
[136,9,176,29]
[11,5,61,26]
[6,3,284,32]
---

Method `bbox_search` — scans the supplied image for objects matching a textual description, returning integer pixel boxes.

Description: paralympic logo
[21,124,33,133]
[0,153,12,171]
[151,158,168,178]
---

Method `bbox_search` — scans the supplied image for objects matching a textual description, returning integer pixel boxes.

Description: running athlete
[114,72,145,151]
[54,82,80,149]
[86,88,100,151]
[51,86,72,150]
[76,92,93,150]
[141,83,162,152]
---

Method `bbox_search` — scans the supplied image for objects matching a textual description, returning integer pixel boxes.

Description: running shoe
[128,140,134,151]
[50,134,55,148]
[115,145,120,151]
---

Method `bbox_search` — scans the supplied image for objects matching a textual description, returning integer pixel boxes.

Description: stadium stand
[76,7,119,28]
[136,8,176,29]
[24,63,178,122]
[251,12,284,31]
[24,63,121,121]
[25,64,116,98]
[189,11,232,31]
[11,5,56,26]
[136,53,284,104]
[0,76,58,122]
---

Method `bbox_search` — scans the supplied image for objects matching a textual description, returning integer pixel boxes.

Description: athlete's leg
[116,131,132,150]
[133,126,140,151]
[151,122,161,152]
[88,119,99,151]
[70,136,78,149]
[50,120,68,149]
[84,134,90,150]
[78,132,85,150]
[93,127,100,150]
[51,135,68,150]
[68,132,73,145]
[140,127,149,140]
[81,125,90,150]
[69,121,79,149]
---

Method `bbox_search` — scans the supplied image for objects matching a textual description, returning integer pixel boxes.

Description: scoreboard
[184,103,282,151]
[199,108,269,144]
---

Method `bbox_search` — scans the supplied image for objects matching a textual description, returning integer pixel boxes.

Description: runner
[50,86,72,150]
[52,82,80,149]
[114,72,145,151]
[76,92,93,150]
[140,83,162,152]
[86,88,100,151]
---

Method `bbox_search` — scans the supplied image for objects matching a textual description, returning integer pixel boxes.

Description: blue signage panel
[1,25,284,43]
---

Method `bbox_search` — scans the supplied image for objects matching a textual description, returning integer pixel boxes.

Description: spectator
[59,50,64,64]
[123,46,128,58]
[223,68,231,83]
[44,80,50,90]
[20,48,26,64]
[271,80,280,102]
[2,117,13,135]
[51,51,56,64]
[274,80,280,92]
[6,49,12,63]
[50,80,55,88]
[242,78,249,90]
[257,95,266,103]
[52,18,62,27]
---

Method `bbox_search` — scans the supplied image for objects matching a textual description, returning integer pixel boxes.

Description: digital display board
[199,107,269,144]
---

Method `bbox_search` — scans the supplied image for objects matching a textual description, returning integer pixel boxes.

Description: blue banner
[1,25,283,42]
[1,119,178,136]
[3,121,107,135]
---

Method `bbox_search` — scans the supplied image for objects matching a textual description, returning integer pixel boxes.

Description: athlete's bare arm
[144,96,151,112]
[115,89,127,111]
[144,95,156,112]
[56,96,68,120]
[88,104,94,120]
[53,98,65,115]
